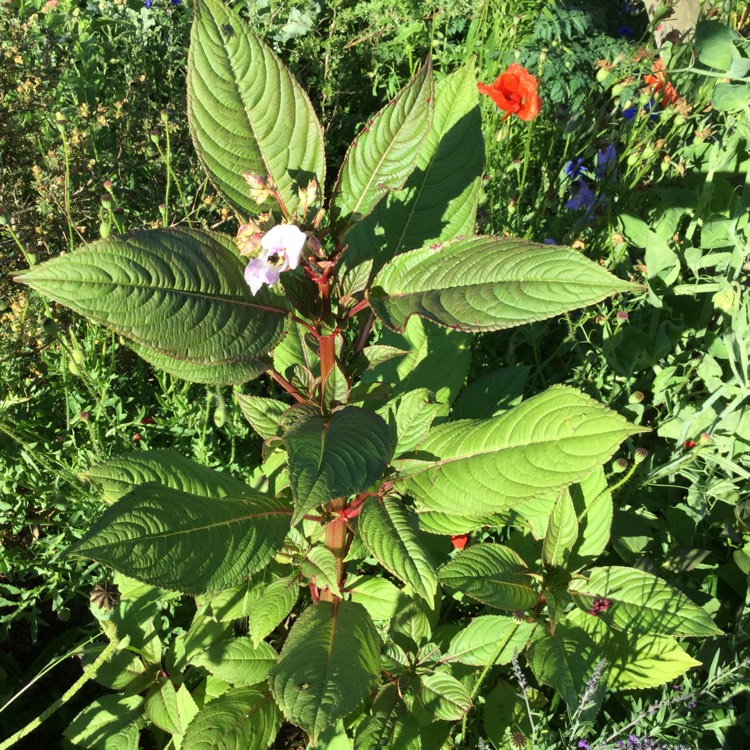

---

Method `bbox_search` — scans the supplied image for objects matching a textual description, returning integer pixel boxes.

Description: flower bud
[103,179,114,191]
[242,172,274,204]
[616,310,629,323]
[700,432,711,445]
[629,390,645,404]
[611,457,628,473]
[634,447,649,463]
[149,129,160,143]
[306,234,324,258]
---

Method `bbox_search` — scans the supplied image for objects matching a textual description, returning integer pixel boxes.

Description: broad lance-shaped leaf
[368,236,640,333]
[354,683,420,750]
[343,62,483,275]
[15,228,287,385]
[182,687,282,750]
[188,0,325,219]
[145,681,199,745]
[568,566,722,637]
[416,671,472,721]
[270,601,381,743]
[285,406,394,524]
[83,449,250,505]
[249,576,299,647]
[396,386,645,518]
[438,544,539,611]
[358,497,438,607]
[67,484,290,595]
[568,609,701,690]
[332,57,434,227]
[190,636,277,686]
[542,489,578,568]
[444,616,536,667]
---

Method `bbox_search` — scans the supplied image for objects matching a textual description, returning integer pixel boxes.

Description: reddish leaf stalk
[320,495,347,603]
[267,368,307,404]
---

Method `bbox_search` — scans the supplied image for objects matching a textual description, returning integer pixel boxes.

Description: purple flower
[244,224,306,295]
[578,741,590,749]
[144,0,153,6]
[595,144,617,180]
[619,24,634,37]
[564,157,588,180]
[565,180,596,212]
[543,238,557,245]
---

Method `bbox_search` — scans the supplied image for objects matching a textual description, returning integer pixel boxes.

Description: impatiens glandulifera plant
[12,1,721,747]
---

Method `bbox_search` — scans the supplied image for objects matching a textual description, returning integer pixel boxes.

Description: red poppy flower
[450,534,469,550]
[477,63,542,121]
[684,440,697,449]
[643,59,678,107]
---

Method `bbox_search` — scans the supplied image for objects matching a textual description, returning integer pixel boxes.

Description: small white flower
[243,224,307,295]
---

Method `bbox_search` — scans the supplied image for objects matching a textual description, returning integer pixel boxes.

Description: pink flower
[244,224,306,295]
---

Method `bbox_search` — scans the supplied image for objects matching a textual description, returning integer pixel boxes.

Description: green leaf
[145,681,198,745]
[358,497,437,608]
[270,601,382,743]
[712,82,750,112]
[397,386,645,518]
[236,394,289,440]
[378,388,444,456]
[190,636,277,686]
[568,609,701,690]
[527,623,601,716]
[542,489,579,568]
[358,316,471,409]
[438,544,539,611]
[332,58,434,227]
[182,687,282,750]
[204,578,266,622]
[570,468,612,564]
[301,546,343,597]
[568,566,722,637]
[368,237,638,333]
[15,229,287,384]
[696,20,736,72]
[83,450,250,505]
[348,576,404,620]
[188,0,325,219]
[67,485,290,594]
[274,319,320,384]
[443,616,535,667]
[451,366,529,420]
[80,644,153,692]
[249,575,300,646]
[416,671,472,721]
[65,694,144,750]
[343,63,483,275]
[354,683,420,750]
[285,406,394,524]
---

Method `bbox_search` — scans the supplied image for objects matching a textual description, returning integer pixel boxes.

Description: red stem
[267,369,307,404]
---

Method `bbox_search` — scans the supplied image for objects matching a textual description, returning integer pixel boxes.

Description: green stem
[58,126,76,251]
[155,139,191,225]
[0,629,120,749]
[459,623,520,744]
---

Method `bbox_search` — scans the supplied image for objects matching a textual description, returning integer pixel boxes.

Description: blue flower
[565,180,596,212]
[543,238,557,245]
[564,157,588,180]
[618,24,634,38]
[595,144,617,180]
[144,0,152,6]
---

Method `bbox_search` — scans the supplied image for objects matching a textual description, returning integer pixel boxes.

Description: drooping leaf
[145,681,199,746]
[284,407,394,524]
[273,319,320,384]
[67,485,290,594]
[368,237,639,333]
[695,20,736,72]
[65,694,144,750]
[203,578,266,622]
[542,489,579,568]
[438,544,539,611]
[15,229,287,384]
[188,0,325,219]
[270,601,381,743]
[354,683,420,750]
[358,497,437,607]
[332,59,434,227]
[416,671,472,721]
[83,450,250,505]
[443,616,535,667]
[568,566,722,637]
[249,575,300,647]
[182,687,282,750]
[396,386,645,518]
[343,63,483,275]
[79,644,153,692]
